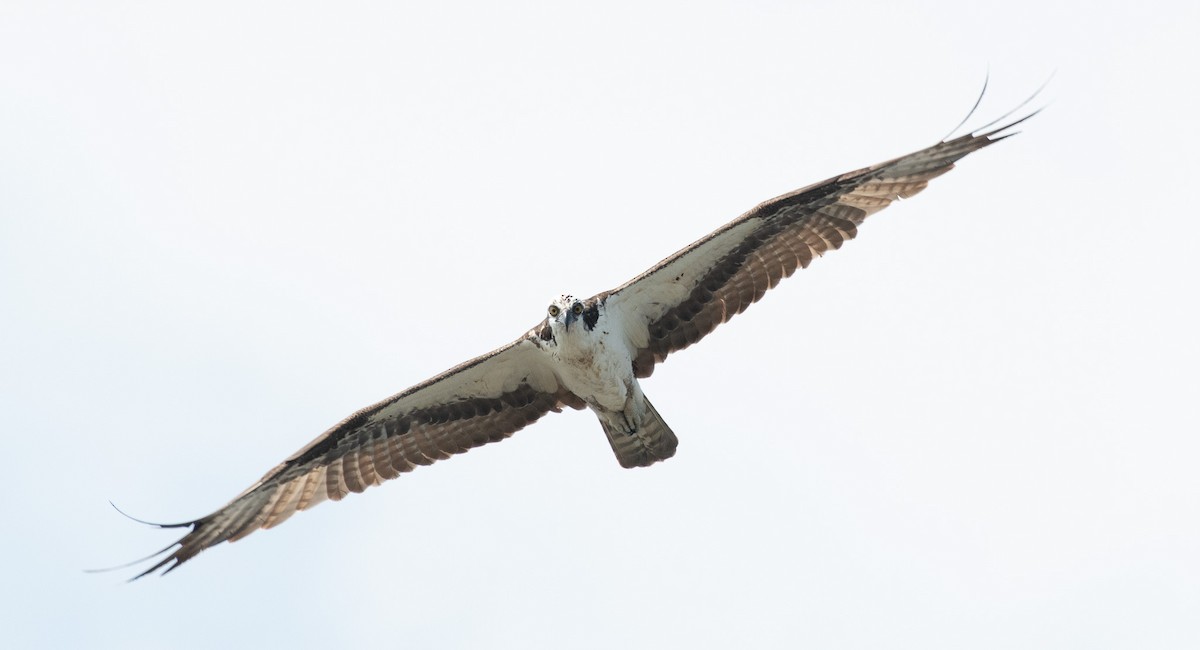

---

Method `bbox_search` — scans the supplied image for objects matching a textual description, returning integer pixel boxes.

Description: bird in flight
[113,91,1037,579]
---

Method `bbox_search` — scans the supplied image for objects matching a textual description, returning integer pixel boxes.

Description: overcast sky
[2,1,1198,648]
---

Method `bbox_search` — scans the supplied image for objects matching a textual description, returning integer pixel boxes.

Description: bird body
[534,294,677,468]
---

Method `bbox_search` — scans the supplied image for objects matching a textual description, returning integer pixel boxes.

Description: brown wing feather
[132,335,584,578]
[607,119,1027,378]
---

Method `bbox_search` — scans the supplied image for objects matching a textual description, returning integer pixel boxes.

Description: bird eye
[548,305,560,317]
[572,303,584,315]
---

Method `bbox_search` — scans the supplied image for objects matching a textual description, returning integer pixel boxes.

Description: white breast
[548,319,635,413]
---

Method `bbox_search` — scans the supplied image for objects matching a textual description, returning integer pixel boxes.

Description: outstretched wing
[604,116,1031,378]
[130,334,583,578]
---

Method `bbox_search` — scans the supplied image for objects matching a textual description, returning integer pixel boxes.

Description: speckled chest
[548,319,635,412]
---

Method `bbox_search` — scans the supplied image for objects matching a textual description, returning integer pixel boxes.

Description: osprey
[117,97,1036,578]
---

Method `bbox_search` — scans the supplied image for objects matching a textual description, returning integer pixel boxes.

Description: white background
[2,1,1197,648]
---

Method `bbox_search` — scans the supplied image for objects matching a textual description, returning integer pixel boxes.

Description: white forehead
[550,294,576,306]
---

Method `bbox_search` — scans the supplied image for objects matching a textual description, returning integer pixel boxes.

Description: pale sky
[2,1,1198,648]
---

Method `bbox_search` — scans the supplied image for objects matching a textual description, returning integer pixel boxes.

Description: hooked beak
[563,310,577,332]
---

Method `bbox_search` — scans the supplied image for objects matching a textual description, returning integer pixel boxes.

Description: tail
[600,397,679,468]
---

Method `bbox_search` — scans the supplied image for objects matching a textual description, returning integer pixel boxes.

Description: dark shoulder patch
[539,323,554,342]
[582,302,600,331]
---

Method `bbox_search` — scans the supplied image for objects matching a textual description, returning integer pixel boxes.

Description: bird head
[540,294,600,343]
[548,293,584,327]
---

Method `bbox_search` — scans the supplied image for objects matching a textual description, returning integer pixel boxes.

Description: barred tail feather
[600,397,678,468]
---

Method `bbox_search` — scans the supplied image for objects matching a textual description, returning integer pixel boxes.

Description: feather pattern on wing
[605,118,1030,378]
[132,336,584,578]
